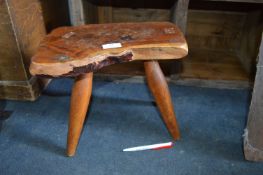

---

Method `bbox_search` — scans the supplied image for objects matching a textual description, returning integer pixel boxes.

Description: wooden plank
[181,49,250,81]
[98,6,112,23]
[171,0,190,34]
[0,0,46,100]
[68,0,85,25]
[29,22,188,77]
[187,10,246,37]
[187,35,240,52]
[7,0,46,76]
[82,0,98,24]
[244,34,263,162]
[112,8,170,22]
[204,0,263,3]
[174,78,251,89]
[41,0,71,32]
[170,0,189,78]
[237,11,263,74]
[0,77,44,101]
[187,10,246,51]
[0,1,28,81]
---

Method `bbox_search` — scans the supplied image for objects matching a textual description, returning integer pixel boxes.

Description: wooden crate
[0,0,46,100]
[181,8,262,85]
[0,0,72,100]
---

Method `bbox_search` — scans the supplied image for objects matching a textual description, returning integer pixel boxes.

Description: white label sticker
[102,43,122,49]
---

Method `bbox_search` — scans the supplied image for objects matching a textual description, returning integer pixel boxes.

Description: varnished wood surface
[30,22,188,77]
[144,61,180,139]
[67,73,93,156]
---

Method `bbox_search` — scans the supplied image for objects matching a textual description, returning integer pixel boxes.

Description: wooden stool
[30,22,188,156]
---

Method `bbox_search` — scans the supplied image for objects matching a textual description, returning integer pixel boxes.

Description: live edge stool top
[30,22,188,77]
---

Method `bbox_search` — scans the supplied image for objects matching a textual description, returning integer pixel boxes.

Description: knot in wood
[56,55,70,62]
[120,35,133,41]
[164,27,176,34]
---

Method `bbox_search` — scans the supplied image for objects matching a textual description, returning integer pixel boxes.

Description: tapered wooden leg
[67,73,93,156]
[144,61,180,140]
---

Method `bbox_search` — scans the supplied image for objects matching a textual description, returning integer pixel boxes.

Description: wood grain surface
[144,60,180,139]
[67,72,93,156]
[30,22,188,77]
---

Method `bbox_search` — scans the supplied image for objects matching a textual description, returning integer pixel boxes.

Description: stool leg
[144,61,180,140]
[67,73,93,156]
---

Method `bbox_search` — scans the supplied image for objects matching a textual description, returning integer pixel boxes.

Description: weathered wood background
[0,0,71,100]
[244,34,263,161]
[0,0,46,100]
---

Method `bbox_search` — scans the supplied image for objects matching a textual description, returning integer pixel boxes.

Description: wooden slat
[112,8,170,22]
[98,6,113,23]
[181,49,249,81]
[68,0,85,25]
[244,34,263,162]
[41,0,71,32]
[187,10,245,37]
[187,10,246,51]
[0,0,46,100]
[0,1,28,81]
[171,0,190,34]
[204,0,263,3]
[237,11,263,74]
[82,0,98,24]
[170,0,190,78]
